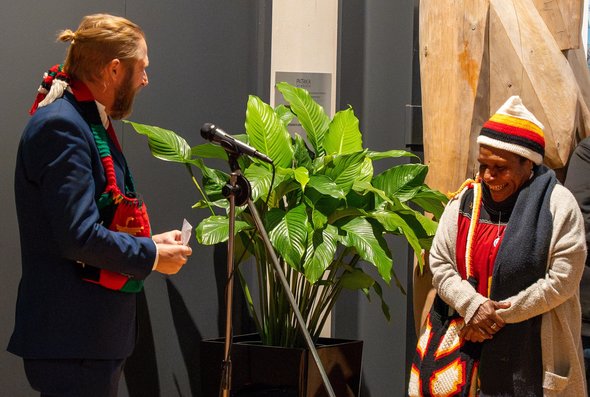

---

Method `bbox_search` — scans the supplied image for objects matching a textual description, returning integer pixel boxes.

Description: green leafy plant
[127,82,447,348]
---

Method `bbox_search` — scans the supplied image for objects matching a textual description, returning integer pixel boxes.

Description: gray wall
[1,1,417,396]
[337,1,417,396]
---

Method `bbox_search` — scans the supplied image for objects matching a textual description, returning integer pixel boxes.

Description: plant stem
[254,239,269,344]
[236,268,261,332]
[314,282,342,339]
[185,164,215,215]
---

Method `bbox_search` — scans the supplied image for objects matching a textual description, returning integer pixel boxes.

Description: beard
[110,69,138,120]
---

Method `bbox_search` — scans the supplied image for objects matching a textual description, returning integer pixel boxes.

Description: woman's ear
[528,160,535,178]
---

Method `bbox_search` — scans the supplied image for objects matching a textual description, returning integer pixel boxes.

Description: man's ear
[106,59,122,82]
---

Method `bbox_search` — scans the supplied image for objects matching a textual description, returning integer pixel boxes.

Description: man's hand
[152,230,192,275]
[460,299,511,342]
[154,243,192,275]
[152,230,182,245]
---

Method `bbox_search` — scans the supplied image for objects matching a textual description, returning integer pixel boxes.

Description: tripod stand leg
[246,198,336,397]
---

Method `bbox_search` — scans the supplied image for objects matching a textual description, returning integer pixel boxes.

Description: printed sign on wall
[275,72,332,137]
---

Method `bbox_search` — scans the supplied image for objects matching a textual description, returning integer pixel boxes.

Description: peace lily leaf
[244,164,274,202]
[307,174,345,200]
[344,189,376,212]
[268,205,309,270]
[268,183,302,211]
[323,151,367,195]
[371,282,391,321]
[311,208,328,229]
[381,208,438,241]
[276,81,330,156]
[192,198,230,211]
[303,224,338,284]
[125,121,192,163]
[304,192,342,219]
[372,163,429,202]
[311,153,331,174]
[202,168,230,199]
[323,107,363,155]
[265,208,285,232]
[367,149,419,160]
[340,217,393,283]
[275,104,295,126]
[195,216,251,245]
[293,167,310,191]
[264,168,302,208]
[190,142,226,160]
[327,207,367,224]
[353,180,397,207]
[293,134,313,169]
[370,208,437,268]
[245,95,294,168]
[357,157,374,183]
[371,210,422,263]
[190,134,245,161]
[391,268,407,296]
[410,186,449,219]
[340,268,375,290]
[397,209,439,250]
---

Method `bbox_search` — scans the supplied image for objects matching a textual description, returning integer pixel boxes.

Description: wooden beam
[531,0,583,50]
[490,0,580,168]
[420,0,490,194]
[566,46,590,140]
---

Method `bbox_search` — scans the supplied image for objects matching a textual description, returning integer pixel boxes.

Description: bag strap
[465,182,482,279]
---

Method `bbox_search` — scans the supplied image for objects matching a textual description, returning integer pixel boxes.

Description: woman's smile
[487,183,507,191]
[478,145,533,203]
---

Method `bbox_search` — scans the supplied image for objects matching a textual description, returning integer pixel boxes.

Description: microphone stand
[219,159,239,397]
[218,149,336,397]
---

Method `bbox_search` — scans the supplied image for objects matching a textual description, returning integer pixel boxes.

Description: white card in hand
[181,218,193,246]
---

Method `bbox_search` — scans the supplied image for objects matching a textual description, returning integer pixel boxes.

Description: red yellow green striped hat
[477,95,545,165]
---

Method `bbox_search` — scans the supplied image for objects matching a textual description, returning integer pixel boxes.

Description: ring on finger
[490,323,498,330]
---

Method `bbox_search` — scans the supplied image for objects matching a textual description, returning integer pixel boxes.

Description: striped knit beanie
[477,95,545,165]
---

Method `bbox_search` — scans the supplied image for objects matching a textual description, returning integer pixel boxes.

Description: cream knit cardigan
[430,183,587,396]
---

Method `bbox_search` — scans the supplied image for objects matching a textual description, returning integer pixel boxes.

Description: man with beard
[8,14,192,396]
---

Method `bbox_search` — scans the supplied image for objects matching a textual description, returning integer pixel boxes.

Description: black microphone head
[200,123,216,140]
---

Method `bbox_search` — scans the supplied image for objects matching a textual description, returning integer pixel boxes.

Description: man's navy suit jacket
[9,85,156,360]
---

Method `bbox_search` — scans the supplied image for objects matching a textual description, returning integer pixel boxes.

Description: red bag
[78,123,151,293]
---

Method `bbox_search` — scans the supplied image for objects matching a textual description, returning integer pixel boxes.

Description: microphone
[200,123,273,164]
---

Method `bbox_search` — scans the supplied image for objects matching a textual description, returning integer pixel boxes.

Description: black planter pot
[200,334,363,397]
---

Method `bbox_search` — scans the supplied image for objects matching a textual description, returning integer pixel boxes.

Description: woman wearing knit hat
[409,96,586,396]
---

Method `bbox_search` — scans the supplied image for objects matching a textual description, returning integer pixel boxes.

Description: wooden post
[532,0,583,50]
[490,0,580,169]
[420,0,490,195]
[421,0,590,190]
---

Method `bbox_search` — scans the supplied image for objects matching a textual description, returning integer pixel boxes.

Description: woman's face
[477,145,533,202]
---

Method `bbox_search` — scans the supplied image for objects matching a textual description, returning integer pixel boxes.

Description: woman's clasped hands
[460,299,511,342]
